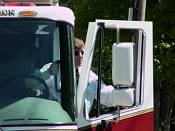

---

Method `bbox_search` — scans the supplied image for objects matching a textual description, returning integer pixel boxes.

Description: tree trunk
[154,80,161,131]
[160,81,174,131]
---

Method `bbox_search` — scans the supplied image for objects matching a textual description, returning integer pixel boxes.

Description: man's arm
[85,70,135,118]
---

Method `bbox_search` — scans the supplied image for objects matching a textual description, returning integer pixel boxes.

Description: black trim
[96,22,105,117]
[59,23,75,121]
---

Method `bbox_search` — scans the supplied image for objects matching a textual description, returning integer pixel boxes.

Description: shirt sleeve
[84,70,115,117]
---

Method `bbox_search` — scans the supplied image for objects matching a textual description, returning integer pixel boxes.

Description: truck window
[0,19,76,125]
[84,28,141,119]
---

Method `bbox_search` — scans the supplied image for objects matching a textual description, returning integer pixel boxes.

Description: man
[74,38,135,118]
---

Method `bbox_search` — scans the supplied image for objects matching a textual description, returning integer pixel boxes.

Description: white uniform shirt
[78,68,115,118]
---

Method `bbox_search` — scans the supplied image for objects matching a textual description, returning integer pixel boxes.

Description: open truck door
[77,20,153,131]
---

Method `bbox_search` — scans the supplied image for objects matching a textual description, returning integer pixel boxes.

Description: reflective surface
[0,19,73,125]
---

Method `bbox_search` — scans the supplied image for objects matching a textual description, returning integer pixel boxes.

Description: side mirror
[112,88,135,106]
[112,42,135,106]
[112,42,134,86]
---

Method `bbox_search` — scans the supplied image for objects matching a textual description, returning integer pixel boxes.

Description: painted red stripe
[85,111,154,131]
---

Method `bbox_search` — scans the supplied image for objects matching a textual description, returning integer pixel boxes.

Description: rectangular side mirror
[112,88,135,106]
[112,42,134,86]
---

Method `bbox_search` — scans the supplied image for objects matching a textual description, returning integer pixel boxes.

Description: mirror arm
[96,22,105,117]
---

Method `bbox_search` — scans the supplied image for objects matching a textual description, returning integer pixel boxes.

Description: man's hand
[48,60,60,75]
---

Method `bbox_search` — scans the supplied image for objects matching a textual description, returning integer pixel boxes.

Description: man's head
[74,38,84,69]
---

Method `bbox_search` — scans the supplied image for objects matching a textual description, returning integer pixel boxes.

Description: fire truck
[0,0,153,130]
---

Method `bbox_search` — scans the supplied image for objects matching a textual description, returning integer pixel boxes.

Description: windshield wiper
[2,118,49,122]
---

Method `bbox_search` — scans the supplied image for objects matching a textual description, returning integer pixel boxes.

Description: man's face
[75,47,84,68]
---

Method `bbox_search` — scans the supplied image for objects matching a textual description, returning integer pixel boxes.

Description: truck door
[77,20,153,131]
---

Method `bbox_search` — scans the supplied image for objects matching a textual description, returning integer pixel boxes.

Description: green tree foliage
[65,0,132,83]
[64,0,175,130]
[147,0,175,95]
[147,1,175,131]
[67,0,130,39]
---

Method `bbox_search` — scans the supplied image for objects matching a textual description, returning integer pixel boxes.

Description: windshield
[0,19,74,125]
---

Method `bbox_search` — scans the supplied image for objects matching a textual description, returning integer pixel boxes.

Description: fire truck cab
[0,0,153,131]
